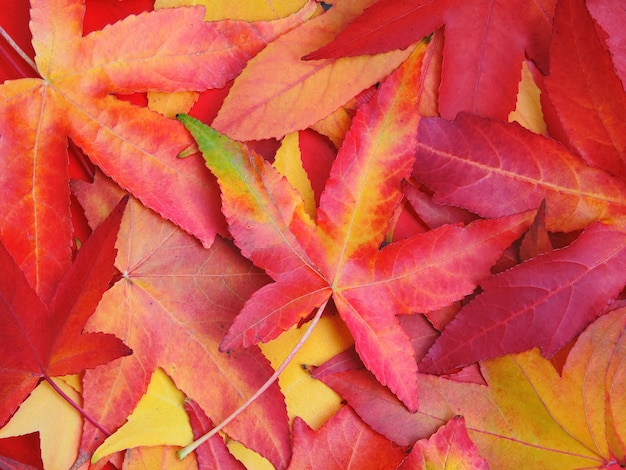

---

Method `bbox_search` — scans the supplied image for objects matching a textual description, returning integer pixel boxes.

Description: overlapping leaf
[72,174,288,468]
[288,405,407,469]
[317,305,626,468]
[211,0,414,140]
[399,416,489,470]
[306,0,556,120]
[0,0,316,302]
[412,0,626,372]
[0,197,130,427]
[180,46,533,411]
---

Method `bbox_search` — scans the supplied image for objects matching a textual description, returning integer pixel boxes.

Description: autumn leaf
[288,405,407,469]
[0,377,82,470]
[420,222,626,374]
[399,416,489,470]
[0,432,43,470]
[211,0,415,140]
[0,0,316,302]
[0,197,131,428]
[72,174,288,468]
[543,0,626,178]
[305,0,557,120]
[180,45,534,411]
[316,304,626,468]
[185,399,246,470]
[410,0,626,373]
[586,0,626,91]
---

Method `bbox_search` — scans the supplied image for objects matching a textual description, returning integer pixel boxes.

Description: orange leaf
[180,46,533,411]
[0,0,316,301]
[211,0,414,140]
[318,306,626,467]
[72,174,289,468]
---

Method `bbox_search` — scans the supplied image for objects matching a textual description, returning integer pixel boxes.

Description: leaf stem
[177,299,329,460]
[43,375,111,437]
[0,26,38,74]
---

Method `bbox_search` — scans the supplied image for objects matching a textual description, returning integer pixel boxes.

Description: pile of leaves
[2,0,626,468]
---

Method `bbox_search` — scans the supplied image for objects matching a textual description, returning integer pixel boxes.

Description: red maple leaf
[305,0,557,120]
[180,46,533,411]
[411,0,626,373]
[0,197,131,428]
[0,0,316,304]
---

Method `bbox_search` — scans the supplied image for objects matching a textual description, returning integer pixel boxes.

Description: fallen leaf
[0,196,130,428]
[586,0,626,91]
[92,369,192,462]
[122,445,197,470]
[181,46,533,411]
[185,399,246,470]
[0,378,82,470]
[420,222,626,374]
[211,0,415,140]
[318,306,626,467]
[544,0,626,179]
[0,432,43,470]
[0,0,316,302]
[288,405,407,469]
[306,0,557,120]
[72,174,288,469]
[414,113,626,233]
[399,416,489,470]
[155,0,308,21]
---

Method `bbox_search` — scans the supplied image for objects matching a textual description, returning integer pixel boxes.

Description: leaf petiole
[177,299,330,460]
[0,26,38,74]
[43,375,111,437]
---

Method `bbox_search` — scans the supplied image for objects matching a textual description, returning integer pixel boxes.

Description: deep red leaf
[544,0,626,179]
[420,223,626,374]
[288,406,407,469]
[0,432,44,470]
[587,0,626,91]
[306,0,556,120]
[185,399,245,470]
[0,198,131,426]
[414,113,626,233]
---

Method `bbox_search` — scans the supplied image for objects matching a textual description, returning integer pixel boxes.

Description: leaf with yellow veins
[180,46,533,411]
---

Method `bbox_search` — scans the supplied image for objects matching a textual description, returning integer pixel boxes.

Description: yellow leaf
[508,60,547,135]
[273,132,316,218]
[259,315,354,428]
[0,377,82,470]
[123,445,198,469]
[154,0,308,21]
[92,368,192,463]
[148,91,199,118]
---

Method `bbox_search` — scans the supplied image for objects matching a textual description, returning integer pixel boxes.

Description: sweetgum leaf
[318,306,626,468]
[399,416,489,470]
[185,399,246,470]
[587,0,626,91]
[414,113,626,233]
[0,197,131,427]
[72,174,288,468]
[211,0,414,140]
[544,0,626,179]
[181,47,533,411]
[305,0,556,120]
[0,0,316,302]
[0,432,43,470]
[420,222,626,374]
[288,406,407,469]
